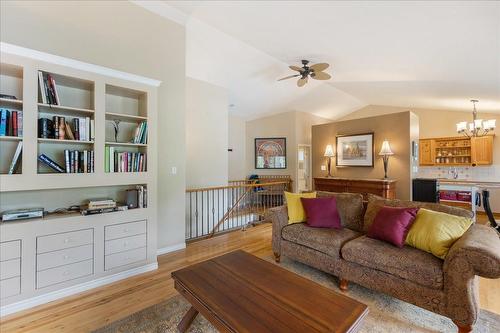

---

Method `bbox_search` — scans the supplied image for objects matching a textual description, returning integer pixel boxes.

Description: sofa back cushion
[316,191,364,232]
[363,194,474,233]
[301,196,342,229]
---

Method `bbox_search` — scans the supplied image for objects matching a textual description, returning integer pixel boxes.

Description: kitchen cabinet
[471,136,493,165]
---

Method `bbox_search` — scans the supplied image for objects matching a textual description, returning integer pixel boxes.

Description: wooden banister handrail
[209,187,252,236]
[186,180,291,193]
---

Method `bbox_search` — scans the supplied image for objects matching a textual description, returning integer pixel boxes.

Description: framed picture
[255,137,287,169]
[336,133,374,167]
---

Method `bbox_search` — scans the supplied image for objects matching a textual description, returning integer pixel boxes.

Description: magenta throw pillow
[368,206,419,248]
[300,196,342,229]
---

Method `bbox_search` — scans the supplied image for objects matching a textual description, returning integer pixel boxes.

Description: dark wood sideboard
[314,177,397,199]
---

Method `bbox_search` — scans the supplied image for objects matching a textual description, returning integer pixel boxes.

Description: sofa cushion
[341,236,444,290]
[363,194,474,233]
[284,191,317,223]
[316,192,364,232]
[281,223,362,258]
[367,206,419,248]
[301,196,341,229]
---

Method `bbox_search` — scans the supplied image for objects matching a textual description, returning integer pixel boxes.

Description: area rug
[93,257,500,333]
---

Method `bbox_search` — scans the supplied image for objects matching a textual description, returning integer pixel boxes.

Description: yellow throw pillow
[285,191,317,224]
[405,208,473,259]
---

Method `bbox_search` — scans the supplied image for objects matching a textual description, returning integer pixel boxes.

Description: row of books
[38,71,60,105]
[0,109,23,137]
[105,147,146,173]
[38,116,94,141]
[133,121,148,144]
[129,185,148,208]
[38,150,95,173]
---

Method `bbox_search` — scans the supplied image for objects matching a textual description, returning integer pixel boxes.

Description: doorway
[297,144,312,192]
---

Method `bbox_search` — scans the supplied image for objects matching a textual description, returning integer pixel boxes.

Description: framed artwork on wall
[336,133,374,167]
[255,137,287,169]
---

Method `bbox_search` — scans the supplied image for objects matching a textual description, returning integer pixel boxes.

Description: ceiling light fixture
[456,100,495,138]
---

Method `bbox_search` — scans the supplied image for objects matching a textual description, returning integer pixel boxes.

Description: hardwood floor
[0,223,498,333]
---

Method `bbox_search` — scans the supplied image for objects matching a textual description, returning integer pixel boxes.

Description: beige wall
[245,111,330,191]
[186,78,228,188]
[0,1,187,249]
[312,112,416,200]
[228,115,246,181]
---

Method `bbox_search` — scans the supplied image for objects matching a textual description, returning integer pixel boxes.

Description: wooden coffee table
[171,250,368,333]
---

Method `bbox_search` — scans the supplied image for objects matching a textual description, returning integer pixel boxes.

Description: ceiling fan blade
[289,65,304,72]
[277,74,300,81]
[311,71,332,80]
[310,63,329,72]
[297,76,308,87]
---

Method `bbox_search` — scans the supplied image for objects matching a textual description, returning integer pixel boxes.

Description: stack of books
[0,109,23,137]
[38,71,60,105]
[38,150,94,173]
[64,150,94,173]
[38,116,94,141]
[105,147,146,173]
[81,198,116,215]
[133,121,148,144]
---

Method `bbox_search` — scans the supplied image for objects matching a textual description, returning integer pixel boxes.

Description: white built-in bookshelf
[0,43,160,315]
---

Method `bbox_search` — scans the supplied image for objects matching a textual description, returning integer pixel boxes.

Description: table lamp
[379,140,394,179]
[324,144,335,177]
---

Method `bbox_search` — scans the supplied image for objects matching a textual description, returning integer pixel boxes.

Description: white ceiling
[148,1,500,119]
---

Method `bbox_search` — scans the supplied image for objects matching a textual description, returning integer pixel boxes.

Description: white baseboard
[156,242,186,256]
[0,262,158,317]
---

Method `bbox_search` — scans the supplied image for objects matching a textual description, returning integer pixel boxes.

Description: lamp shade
[324,144,335,157]
[379,140,394,156]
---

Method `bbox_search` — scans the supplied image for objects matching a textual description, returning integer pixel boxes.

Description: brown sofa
[270,192,500,333]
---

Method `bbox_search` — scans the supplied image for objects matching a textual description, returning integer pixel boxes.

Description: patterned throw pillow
[284,191,316,223]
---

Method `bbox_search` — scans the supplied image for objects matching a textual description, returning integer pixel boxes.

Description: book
[38,71,47,104]
[53,116,59,139]
[90,151,94,173]
[0,109,7,136]
[12,111,17,137]
[8,142,22,174]
[105,146,110,173]
[65,121,75,140]
[109,147,115,173]
[58,116,65,140]
[64,149,70,173]
[7,110,12,136]
[48,74,60,105]
[83,150,88,173]
[38,154,64,173]
[90,119,95,141]
[17,112,23,137]
[73,118,80,140]
[85,116,91,141]
[79,117,86,141]
[38,118,54,138]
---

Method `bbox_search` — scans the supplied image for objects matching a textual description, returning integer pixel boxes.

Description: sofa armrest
[443,224,500,326]
[269,205,288,257]
[445,224,500,278]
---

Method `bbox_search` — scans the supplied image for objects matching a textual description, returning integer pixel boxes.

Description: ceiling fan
[278,60,331,87]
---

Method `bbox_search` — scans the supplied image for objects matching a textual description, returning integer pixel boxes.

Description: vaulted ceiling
[145,1,500,119]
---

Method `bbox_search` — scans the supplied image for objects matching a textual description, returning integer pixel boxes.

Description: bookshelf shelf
[38,103,95,117]
[0,136,22,141]
[38,138,94,145]
[0,98,23,106]
[105,141,147,147]
[105,112,147,122]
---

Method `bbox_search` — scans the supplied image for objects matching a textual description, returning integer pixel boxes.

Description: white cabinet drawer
[105,247,147,271]
[0,259,21,280]
[105,220,146,241]
[37,259,93,289]
[0,276,20,299]
[105,234,146,255]
[37,244,93,271]
[0,240,21,261]
[37,229,93,254]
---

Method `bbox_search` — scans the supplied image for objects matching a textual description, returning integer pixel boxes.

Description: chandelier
[456,100,496,138]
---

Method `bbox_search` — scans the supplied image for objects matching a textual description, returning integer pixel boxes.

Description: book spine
[65,121,74,140]
[12,111,17,137]
[64,149,70,173]
[38,154,64,173]
[44,77,52,104]
[0,109,7,136]
[75,150,79,173]
[109,147,114,173]
[38,71,47,104]
[143,187,147,208]
[17,112,23,137]
[53,116,59,139]
[8,142,22,175]
[58,116,65,140]
[85,117,90,142]
[91,151,94,173]
[7,110,12,136]
[74,118,79,140]
[70,151,75,173]
[90,119,95,141]
[79,117,85,141]
[83,150,87,173]
[105,146,110,173]
[49,75,60,105]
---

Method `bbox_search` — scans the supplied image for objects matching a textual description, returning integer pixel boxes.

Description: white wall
[186,78,229,188]
[228,115,246,181]
[0,0,186,249]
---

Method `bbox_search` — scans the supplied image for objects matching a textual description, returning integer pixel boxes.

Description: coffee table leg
[177,306,199,333]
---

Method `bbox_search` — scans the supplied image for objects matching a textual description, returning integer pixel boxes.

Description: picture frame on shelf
[254,137,286,169]
[336,133,374,167]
